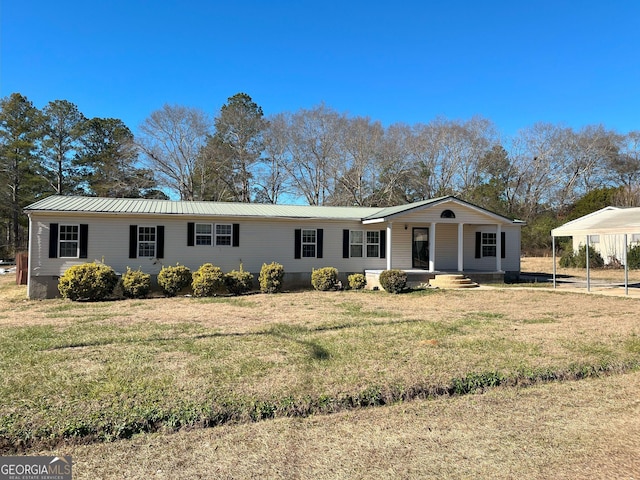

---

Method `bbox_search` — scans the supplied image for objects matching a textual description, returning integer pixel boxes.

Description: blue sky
[2,0,639,138]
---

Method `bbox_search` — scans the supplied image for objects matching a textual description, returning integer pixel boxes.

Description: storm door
[412,227,429,268]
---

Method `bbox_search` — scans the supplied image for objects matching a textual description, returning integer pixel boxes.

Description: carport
[551,207,640,295]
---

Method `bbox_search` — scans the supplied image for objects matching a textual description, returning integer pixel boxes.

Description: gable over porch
[361,197,522,282]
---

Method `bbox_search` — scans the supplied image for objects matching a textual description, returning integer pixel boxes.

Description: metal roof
[24,195,523,224]
[362,195,522,224]
[24,195,384,220]
[552,207,640,236]
[362,196,448,219]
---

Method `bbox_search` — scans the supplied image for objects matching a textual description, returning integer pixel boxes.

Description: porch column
[429,222,436,272]
[457,223,464,271]
[386,222,393,270]
[496,224,502,272]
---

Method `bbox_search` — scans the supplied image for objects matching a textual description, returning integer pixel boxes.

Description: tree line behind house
[2,92,639,258]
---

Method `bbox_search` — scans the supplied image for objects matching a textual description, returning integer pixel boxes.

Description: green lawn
[1,275,639,454]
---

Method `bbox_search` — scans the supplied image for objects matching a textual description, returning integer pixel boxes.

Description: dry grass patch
[1,273,639,457]
[48,371,640,479]
[522,255,640,282]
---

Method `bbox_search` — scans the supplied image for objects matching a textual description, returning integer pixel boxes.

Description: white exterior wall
[28,213,388,280]
[435,224,458,270]
[27,199,522,297]
[572,233,640,265]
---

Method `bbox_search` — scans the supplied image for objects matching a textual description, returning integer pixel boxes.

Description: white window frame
[59,224,79,258]
[632,233,640,243]
[215,224,232,246]
[366,231,380,258]
[350,230,364,257]
[195,223,213,246]
[302,229,316,258]
[482,232,497,257]
[138,226,156,258]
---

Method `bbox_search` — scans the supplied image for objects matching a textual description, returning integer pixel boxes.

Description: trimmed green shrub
[58,262,119,301]
[311,267,339,291]
[224,266,254,295]
[560,245,604,268]
[559,250,575,268]
[627,244,640,269]
[259,262,285,293]
[378,269,407,294]
[121,268,151,299]
[191,263,223,297]
[348,273,367,290]
[158,264,192,297]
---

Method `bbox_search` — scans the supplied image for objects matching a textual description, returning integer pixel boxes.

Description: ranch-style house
[24,195,524,298]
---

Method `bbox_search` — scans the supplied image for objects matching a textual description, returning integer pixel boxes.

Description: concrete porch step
[429,274,479,289]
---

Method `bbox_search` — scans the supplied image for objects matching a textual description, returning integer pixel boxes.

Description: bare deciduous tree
[330,116,383,206]
[137,105,211,200]
[280,104,345,205]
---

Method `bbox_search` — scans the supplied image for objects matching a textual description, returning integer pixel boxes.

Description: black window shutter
[49,223,59,258]
[380,230,386,259]
[343,230,349,258]
[157,226,165,259]
[294,229,302,259]
[501,231,506,259]
[129,225,138,259]
[79,224,89,259]
[232,223,240,247]
[475,232,482,258]
[317,229,324,258]
[187,222,195,246]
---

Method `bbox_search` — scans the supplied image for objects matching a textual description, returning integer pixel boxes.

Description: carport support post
[624,233,629,296]
[552,236,557,289]
[586,235,590,292]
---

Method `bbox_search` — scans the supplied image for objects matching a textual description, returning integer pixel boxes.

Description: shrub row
[309,267,407,293]
[59,261,411,300]
[58,262,287,301]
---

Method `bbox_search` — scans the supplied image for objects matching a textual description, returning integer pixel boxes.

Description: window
[138,226,156,257]
[302,229,316,257]
[589,235,600,244]
[632,233,640,243]
[441,209,456,219]
[59,225,79,257]
[215,224,232,246]
[346,230,381,258]
[366,231,380,257]
[350,230,363,257]
[482,232,497,257]
[195,223,213,245]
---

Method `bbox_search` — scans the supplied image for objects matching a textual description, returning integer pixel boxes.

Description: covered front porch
[368,220,506,273]
[358,196,522,288]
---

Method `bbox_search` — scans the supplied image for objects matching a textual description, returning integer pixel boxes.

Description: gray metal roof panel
[25,196,384,220]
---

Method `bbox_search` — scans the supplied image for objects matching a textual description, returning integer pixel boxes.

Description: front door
[412,227,429,268]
